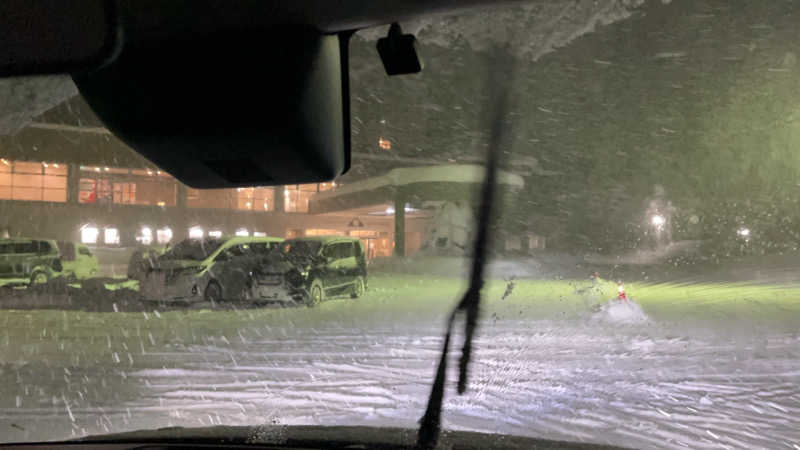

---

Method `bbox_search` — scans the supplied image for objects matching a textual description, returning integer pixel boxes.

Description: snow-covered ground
[0,270,798,449]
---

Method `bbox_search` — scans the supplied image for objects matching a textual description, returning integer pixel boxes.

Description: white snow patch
[591,298,650,324]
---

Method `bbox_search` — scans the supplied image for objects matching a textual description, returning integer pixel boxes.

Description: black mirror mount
[376,23,423,76]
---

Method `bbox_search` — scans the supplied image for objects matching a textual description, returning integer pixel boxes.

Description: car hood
[76,425,630,450]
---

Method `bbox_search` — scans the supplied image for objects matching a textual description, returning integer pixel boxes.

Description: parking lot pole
[394,192,405,258]
[67,164,80,204]
[274,185,285,212]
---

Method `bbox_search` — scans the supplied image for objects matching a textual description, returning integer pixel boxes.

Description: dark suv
[0,238,63,286]
[254,236,367,306]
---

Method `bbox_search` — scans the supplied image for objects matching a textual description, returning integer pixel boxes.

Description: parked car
[253,236,367,307]
[0,238,63,286]
[127,245,169,281]
[139,236,283,302]
[57,242,99,280]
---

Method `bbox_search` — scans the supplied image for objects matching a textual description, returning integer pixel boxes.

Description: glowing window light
[138,226,153,245]
[81,225,99,244]
[189,226,204,239]
[104,228,120,245]
[157,227,173,244]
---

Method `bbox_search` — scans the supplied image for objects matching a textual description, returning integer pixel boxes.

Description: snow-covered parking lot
[1,264,799,449]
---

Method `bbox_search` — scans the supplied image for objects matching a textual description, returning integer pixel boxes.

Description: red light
[379,137,391,150]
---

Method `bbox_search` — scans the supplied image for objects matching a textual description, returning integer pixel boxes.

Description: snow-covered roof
[315,164,523,202]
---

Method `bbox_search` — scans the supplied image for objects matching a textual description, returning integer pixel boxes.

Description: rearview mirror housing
[73,25,351,188]
[0,0,119,77]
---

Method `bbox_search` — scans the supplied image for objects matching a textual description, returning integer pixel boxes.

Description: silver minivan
[140,236,283,302]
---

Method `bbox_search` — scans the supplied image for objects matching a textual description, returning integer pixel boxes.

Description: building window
[305,229,345,236]
[236,187,275,211]
[0,159,67,202]
[347,230,392,259]
[284,184,320,213]
[104,228,120,245]
[187,187,275,211]
[81,224,99,244]
[188,226,204,239]
[113,182,136,204]
[79,166,176,206]
[318,181,336,192]
[137,226,154,245]
[157,227,173,244]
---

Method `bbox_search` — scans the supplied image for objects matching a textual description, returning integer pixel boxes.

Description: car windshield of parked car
[283,240,322,260]
[2,2,800,449]
[161,238,226,261]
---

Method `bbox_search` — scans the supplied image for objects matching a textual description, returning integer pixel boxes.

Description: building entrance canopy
[309,164,523,215]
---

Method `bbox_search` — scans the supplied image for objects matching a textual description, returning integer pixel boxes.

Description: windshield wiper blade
[416,52,513,450]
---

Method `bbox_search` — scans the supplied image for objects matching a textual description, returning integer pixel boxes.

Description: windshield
[160,238,227,261]
[282,240,322,259]
[2,2,800,449]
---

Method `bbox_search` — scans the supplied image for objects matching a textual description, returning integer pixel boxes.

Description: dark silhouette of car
[254,236,367,306]
[139,236,283,303]
[0,238,63,286]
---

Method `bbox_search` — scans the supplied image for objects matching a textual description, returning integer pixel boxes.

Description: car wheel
[350,276,365,299]
[204,280,223,303]
[29,270,49,287]
[306,279,324,307]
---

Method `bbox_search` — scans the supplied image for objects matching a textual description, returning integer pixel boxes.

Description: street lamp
[651,214,666,233]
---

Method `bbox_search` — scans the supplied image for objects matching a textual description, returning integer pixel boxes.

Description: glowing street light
[737,227,751,238]
[651,215,665,227]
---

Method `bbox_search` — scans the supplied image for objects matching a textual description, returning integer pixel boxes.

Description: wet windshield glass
[1,2,800,449]
[283,240,322,259]
[161,238,226,261]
